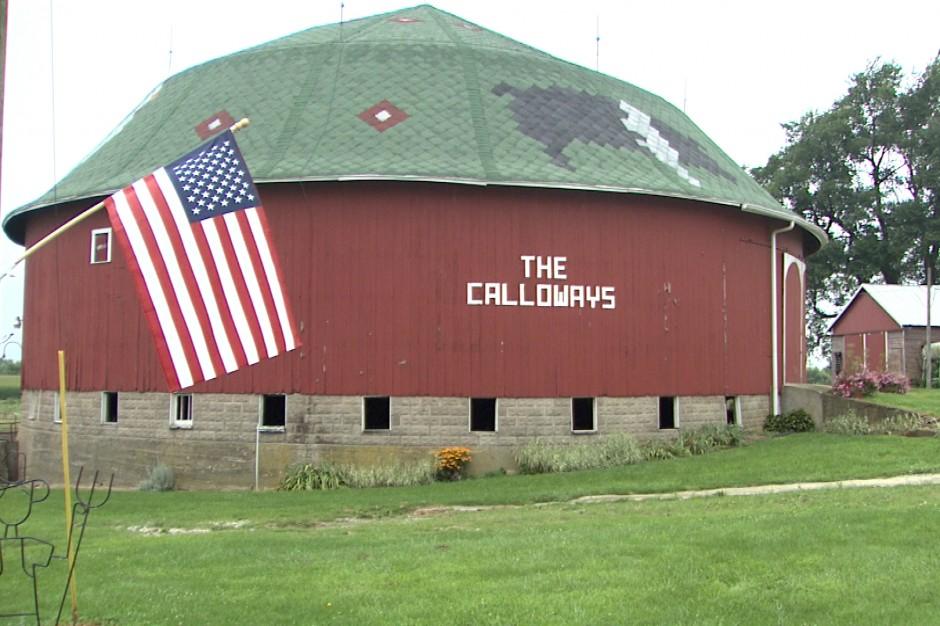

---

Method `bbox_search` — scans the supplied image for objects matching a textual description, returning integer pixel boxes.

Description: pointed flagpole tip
[230,118,251,133]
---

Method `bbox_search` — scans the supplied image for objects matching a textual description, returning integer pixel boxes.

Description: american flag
[105,129,299,391]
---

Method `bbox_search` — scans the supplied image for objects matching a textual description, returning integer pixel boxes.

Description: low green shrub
[822,412,870,435]
[139,464,175,492]
[764,409,815,433]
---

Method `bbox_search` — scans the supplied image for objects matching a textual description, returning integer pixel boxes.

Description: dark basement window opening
[260,394,286,429]
[363,396,391,430]
[658,396,676,430]
[101,391,119,424]
[725,396,738,426]
[571,397,596,432]
[470,398,497,432]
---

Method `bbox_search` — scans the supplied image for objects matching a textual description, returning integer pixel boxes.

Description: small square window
[571,397,596,432]
[363,396,390,430]
[101,391,119,423]
[470,398,497,432]
[171,394,193,429]
[725,396,739,426]
[260,394,286,429]
[90,228,112,264]
[658,396,677,430]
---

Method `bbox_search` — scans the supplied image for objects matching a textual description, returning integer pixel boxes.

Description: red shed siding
[20,182,805,397]
[865,331,886,370]
[830,291,901,335]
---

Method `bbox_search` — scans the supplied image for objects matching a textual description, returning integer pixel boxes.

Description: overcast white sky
[1,0,939,361]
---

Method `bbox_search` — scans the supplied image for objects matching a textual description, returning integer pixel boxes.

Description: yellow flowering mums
[435,446,472,479]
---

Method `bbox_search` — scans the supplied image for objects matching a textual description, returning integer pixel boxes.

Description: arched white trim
[782,253,806,384]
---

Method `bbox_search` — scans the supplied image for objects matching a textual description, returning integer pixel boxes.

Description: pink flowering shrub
[877,371,910,394]
[832,370,909,398]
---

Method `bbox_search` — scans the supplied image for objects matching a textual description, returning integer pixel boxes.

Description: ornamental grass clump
[873,412,931,435]
[435,447,472,480]
[138,464,176,492]
[822,411,871,435]
[515,434,643,474]
[342,459,437,488]
[279,463,345,490]
[677,424,743,454]
[279,458,437,490]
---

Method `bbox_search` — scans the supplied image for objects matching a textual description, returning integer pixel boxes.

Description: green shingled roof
[2,4,825,248]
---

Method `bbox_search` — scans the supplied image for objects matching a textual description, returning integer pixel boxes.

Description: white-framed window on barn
[170,394,194,429]
[90,227,112,264]
[362,396,391,431]
[53,392,61,423]
[469,398,497,432]
[259,394,286,431]
[725,396,741,426]
[658,396,678,429]
[571,397,597,432]
[100,391,119,424]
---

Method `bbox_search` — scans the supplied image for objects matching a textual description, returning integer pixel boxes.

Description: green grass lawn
[5,434,940,624]
[0,374,20,424]
[865,387,940,416]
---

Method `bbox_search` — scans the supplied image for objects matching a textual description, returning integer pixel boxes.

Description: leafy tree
[753,55,940,354]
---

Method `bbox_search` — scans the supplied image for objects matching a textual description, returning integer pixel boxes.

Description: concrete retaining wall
[783,384,921,425]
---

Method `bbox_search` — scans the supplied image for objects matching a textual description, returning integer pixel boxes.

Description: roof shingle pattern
[3,4,824,247]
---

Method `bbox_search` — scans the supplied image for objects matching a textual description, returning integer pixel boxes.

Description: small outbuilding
[829,284,940,381]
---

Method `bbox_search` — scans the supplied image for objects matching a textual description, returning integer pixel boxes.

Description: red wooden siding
[831,291,901,335]
[20,182,805,397]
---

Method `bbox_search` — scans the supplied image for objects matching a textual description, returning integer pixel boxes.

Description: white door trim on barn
[783,253,806,384]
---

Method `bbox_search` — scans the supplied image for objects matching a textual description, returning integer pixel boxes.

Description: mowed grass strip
[14,485,940,625]
[24,433,940,532]
[864,388,940,416]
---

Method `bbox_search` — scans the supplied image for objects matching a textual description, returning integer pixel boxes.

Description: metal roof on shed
[830,284,940,331]
[2,4,825,248]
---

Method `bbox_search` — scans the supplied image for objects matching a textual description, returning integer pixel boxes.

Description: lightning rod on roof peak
[595,16,600,71]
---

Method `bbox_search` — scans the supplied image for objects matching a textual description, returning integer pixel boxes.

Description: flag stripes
[105,162,298,391]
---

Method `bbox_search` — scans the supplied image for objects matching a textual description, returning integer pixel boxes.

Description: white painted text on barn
[467,255,616,309]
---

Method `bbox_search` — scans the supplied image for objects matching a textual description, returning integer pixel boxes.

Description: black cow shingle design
[493,82,736,186]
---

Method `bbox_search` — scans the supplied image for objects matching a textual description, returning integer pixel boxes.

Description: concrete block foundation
[18,390,769,489]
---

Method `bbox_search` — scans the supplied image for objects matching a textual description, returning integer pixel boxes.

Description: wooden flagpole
[0,118,251,284]
[57,349,79,621]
